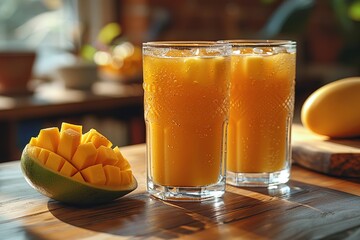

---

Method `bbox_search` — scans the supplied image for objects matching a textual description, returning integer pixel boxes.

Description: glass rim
[143,41,230,48]
[221,39,296,47]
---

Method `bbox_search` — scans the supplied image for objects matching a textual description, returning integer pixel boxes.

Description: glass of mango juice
[143,41,231,201]
[225,40,296,187]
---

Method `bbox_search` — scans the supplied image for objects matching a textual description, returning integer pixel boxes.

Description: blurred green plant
[97,22,122,46]
[349,0,360,21]
[80,22,123,62]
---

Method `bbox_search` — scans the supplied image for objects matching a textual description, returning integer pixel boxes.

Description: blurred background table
[0,82,144,162]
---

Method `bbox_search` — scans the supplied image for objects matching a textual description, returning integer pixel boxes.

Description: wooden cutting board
[292,124,360,177]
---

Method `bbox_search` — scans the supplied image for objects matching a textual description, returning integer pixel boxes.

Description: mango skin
[301,77,360,138]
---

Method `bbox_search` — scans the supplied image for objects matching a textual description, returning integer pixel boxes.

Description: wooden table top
[1,144,360,239]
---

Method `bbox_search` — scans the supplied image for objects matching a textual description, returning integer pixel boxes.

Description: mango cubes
[27,122,134,187]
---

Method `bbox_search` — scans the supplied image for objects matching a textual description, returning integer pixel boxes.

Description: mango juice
[143,50,230,187]
[227,50,296,173]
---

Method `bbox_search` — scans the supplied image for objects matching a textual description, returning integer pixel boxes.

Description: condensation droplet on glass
[233,49,241,55]
[190,48,200,56]
[253,48,263,54]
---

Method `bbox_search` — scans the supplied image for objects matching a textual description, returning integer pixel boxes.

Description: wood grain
[292,124,360,177]
[1,144,360,239]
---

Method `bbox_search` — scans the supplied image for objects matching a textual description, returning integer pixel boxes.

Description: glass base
[147,178,225,202]
[226,168,290,187]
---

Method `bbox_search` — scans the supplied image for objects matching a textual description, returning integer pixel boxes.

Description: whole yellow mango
[301,77,360,138]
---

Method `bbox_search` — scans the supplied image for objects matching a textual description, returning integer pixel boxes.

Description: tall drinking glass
[143,41,231,201]
[225,40,296,187]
